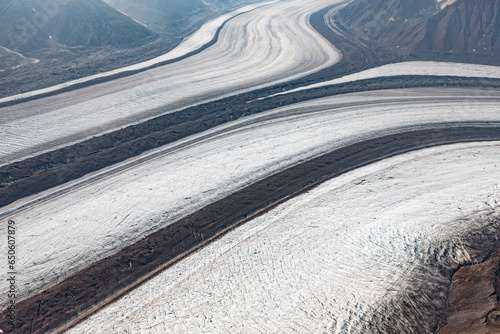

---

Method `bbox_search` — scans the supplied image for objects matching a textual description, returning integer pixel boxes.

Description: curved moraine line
[1,87,499,308]
[0,88,499,331]
[67,141,500,333]
[3,126,500,334]
[0,0,342,166]
[262,61,500,100]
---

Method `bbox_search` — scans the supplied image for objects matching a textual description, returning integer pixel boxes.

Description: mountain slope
[334,0,500,56]
[0,0,51,52]
[102,0,208,34]
[102,0,261,35]
[0,0,154,53]
[417,0,500,54]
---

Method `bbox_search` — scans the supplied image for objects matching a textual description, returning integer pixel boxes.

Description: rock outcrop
[438,250,500,333]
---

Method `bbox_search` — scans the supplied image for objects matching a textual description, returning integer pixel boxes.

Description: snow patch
[436,0,457,10]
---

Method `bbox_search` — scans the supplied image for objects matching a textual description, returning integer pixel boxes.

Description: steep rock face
[417,0,500,55]
[334,0,500,56]
[102,0,261,35]
[30,0,155,47]
[102,0,209,34]
[438,250,500,333]
[0,0,51,52]
[334,0,437,44]
[0,0,154,53]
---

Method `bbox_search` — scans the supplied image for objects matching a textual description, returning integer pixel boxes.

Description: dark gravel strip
[2,124,500,334]
[1,75,500,209]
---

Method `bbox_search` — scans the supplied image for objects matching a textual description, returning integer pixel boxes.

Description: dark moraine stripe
[1,77,499,210]
[2,124,500,334]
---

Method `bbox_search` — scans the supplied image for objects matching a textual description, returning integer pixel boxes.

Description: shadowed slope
[334,0,500,57]
[0,0,154,53]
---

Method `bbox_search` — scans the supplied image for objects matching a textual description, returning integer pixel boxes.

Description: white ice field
[1,87,499,311]
[68,141,500,333]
